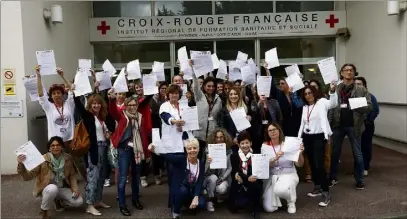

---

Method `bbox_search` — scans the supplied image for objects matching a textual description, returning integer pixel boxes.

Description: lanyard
[188,161,199,183]
[206,95,215,117]
[54,103,64,119]
[268,141,280,165]
[341,90,351,103]
[263,105,268,120]
[306,104,316,125]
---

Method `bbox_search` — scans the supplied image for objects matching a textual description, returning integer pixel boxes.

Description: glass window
[276,1,334,12]
[93,1,121,17]
[260,38,335,59]
[93,42,170,64]
[215,1,274,14]
[216,40,255,60]
[175,41,214,56]
[155,1,212,16]
[93,1,151,17]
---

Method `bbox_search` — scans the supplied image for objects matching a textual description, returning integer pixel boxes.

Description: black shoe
[119,205,131,216]
[356,182,365,190]
[253,212,261,219]
[132,200,144,210]
[307,187,322,197]
[318,191,331,207]
[54,200,65,212]
[328,180,338,187]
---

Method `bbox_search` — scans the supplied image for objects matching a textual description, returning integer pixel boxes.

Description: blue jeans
[361,122,375,171]
[330,127,364,184]
[173,185,205,214]
[117,146,141,207]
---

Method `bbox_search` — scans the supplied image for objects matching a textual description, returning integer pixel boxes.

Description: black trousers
[197,139,206,160]
[303,133,329,192]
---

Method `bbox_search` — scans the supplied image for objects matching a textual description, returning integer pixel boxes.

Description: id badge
[340,103,348,109]
[60,128,66,133]
[262,120,268,125]
[127,142,134,147]
[208,117,214,121]
[274,166,282,171]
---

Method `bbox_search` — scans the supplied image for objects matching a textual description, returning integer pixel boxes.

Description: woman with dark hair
[17,136,83,219]
[298,83,337,207]
[74,94,115,215]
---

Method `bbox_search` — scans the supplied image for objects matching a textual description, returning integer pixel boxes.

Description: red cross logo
[97,21,110,35]
[325,14,339,28]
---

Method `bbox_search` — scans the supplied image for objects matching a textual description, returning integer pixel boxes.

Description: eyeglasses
[268,129,278,133]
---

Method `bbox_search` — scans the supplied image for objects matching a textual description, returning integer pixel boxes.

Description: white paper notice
[23,76,41,101]
[247,58,257,74]
[216,60,228,80]
[78,59,92,76]
[177,46,189,63]
[112,68,129,93]
[190,50,213,77]
[348,97,368,110]
[208,143,227,169]
[36,50,57,75]
[257,76,272,97]
[211,53,220,70]
[152,128,166,154]
[285,64,301,77]
[265,48,280,69]
[236,51,248,68]
[251,154,270,179]
[285,73,305,93]
[15,141,45,171]
[229,108,251,132]
[127,60,142,80]
[317,57,339,84]
[282,137,302,162]
[102,59,116,77]
[241,65,256,85]
[152,61,166,82]
[96,71,112,91]
[180,106,199,131]
[74,70,93,96]
[180,62,193,80]
[228,61,242,82]
[179,84,189,108]
[142,73,158,95]
[261,144,277,161]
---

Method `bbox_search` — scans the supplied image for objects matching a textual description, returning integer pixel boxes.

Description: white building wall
[0,1,29,174]
[345,2,407,146]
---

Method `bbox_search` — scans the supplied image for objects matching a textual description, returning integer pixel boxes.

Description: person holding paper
[17,136,83,219]
[108,91,147,216]
[262,123,304,214]
[203,128,234,212]
[172,74,184,85]
[149,138,206,219]
[228,131,262,219]
[297,84,337,207]
[328,64,372,190]
[189,60,223,160]
[73,94,115,215]
[354,77,379,176]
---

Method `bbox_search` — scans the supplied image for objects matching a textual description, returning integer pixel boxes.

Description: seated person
[17,136,83,219]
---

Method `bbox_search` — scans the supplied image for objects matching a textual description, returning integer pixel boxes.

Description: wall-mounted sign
[1,100,24,118]
[1,68,17,101]
[89,11,346,42]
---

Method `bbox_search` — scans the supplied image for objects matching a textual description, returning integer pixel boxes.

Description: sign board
[89,11,346,42]
[1,68,17,100]
[1,100,24,118]
[2,68,16,84]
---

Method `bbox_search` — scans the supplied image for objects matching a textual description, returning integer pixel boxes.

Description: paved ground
[2,140,407,219]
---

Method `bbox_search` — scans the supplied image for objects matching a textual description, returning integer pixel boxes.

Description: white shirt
[298,93,338,139]
[95,116,107,142]
[159,101,184,153]
[186,160,199,183]
[39,92,75,142]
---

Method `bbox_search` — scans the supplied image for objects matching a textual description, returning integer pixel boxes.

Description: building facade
[1,1,406,174]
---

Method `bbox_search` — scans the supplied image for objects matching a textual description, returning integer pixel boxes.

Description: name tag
[340,104,348,109]
[60,128,66,133]
[127,142,134,147]
[262,120,268,125]
[208,116,214,121]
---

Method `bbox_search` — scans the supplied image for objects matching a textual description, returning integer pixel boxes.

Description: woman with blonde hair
[74,94,115,215]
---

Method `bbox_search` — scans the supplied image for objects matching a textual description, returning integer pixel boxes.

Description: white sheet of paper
[96,71,112,91]
[216,60,228,80]
[317,57,338,84]
[36,50,57,75]
[179,84,189,108]
[142,73,158,95]
[211,53,220,70]
[23,76,41,101]
[251,154,270,179]
[162,133,185,153]
[229,108,251,132]
[236,51,248,68]
[152,61,166,82]
[241,65,256,85]
[102,59,116,77]
[180,106,199,131]
[208,143,227,169]
[261,144,277,161]
[152,128,166,154]
[190,50,213,77]
[282,137,302,162]
[180,61,193,80]
[127,60,142,80]
[247,58,257,74]
[15,141,45,171]
[285,64,301,77]
[78,59,92,76]
[228,61,242,81]
[349,97,368,110]
[285,73,305,92]
[257,76,272,98]
[113,68,129,93]
[177,46,189,63]
[74,70,93,96]
[265,48,280,69]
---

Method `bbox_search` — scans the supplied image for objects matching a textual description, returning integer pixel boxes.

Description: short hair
[355,76,367,89]
[300,86,324,105]
[207,128,234,148]
[159,81,169,89]
[166,84,183,100]
[202,76,217,94]
[263,123,285,144]
[124,96,139,107]
[47,84,66,103]
[86,94,108,121]
[172,75,184,83]
[237,131,251,144]
[339,63,358,79]
[47,136,65,150]
[186,138,199,150]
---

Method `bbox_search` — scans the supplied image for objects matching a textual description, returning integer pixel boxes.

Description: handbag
[107,141,118,168]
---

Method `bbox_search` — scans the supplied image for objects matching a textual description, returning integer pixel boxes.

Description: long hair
[226,86,247,113]
[207,128,234,148]
[47,136,65,150]
[86,94,108,121]
[263,123,285,145]
[300,86,324,105]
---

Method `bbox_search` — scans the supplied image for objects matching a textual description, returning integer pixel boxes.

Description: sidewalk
[2,140,407,218]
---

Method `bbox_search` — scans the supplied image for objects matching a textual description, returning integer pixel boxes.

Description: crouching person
[17,136,83,219]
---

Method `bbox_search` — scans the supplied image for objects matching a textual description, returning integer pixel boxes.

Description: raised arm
[190,61,204,102]
[74,95,89,118]
[35,66,44,97]
[107,89,122,122]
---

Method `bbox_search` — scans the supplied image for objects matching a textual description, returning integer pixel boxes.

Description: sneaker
[329,180,338,187]
[307,187,322,197]
[318,191,331,207]
[155,175,162,185]
[86,205,102,216]
[206,201,215,212]
[356,182,365,190]
[287,202,296,214]
[364,170,368,176]
[54,200,65,212]
[104,179,111,187]
[141,177,148,188]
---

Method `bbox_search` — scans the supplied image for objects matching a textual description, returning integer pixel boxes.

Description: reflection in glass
[121,1,152,16]
[276,1,334,12]
[216,40,255,60]
[215,1,274,14]
[155,1,212,16]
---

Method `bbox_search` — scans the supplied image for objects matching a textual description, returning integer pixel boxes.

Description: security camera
[336,28,350,38]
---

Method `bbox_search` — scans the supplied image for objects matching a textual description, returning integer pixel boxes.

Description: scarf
[49,153,65,183]
[238,149,252,175]
[124,110,144,164]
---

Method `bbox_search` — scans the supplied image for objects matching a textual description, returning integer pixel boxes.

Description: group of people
[17,59,379,219]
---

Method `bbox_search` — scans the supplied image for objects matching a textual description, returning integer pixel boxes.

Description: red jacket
[138,96,153,138]
[109,99,151,158]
